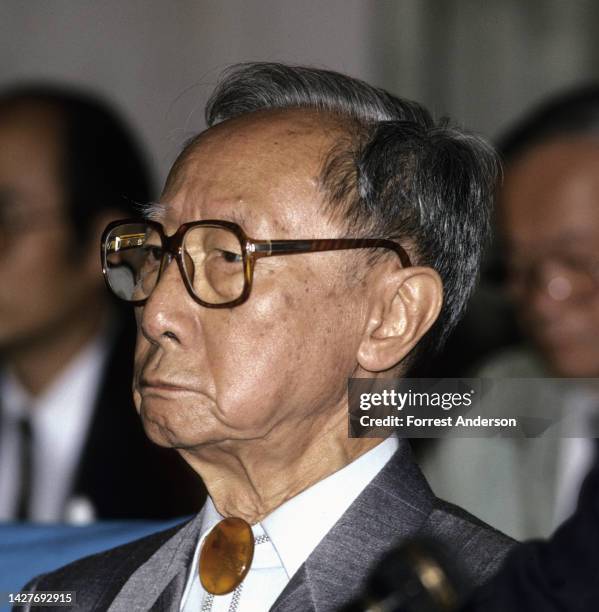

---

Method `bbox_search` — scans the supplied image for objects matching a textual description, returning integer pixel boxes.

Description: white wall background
[376,0,599,136]
[2,0,599,189]
[0,0,376,187]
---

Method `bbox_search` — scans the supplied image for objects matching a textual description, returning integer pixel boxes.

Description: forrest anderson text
[358,415,518,428]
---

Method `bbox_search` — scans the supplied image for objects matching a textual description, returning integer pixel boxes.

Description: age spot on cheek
[283,292,295,308]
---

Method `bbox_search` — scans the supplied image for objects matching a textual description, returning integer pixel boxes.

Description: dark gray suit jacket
[19,441,514,611]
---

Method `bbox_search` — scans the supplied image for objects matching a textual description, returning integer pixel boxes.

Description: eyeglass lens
[104,222,246,304]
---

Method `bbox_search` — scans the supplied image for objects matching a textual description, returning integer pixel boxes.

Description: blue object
[0,519,187,611]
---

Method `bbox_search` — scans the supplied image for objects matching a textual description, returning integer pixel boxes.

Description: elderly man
[21,63,512,611]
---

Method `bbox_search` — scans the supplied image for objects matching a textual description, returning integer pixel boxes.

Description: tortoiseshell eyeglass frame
[101,218,412,308]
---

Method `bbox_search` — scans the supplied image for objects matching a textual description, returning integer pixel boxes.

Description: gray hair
[200,62,499,362]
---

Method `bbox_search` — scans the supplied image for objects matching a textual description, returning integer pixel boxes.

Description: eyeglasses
[507,253,599,302]
[101,218,411,308]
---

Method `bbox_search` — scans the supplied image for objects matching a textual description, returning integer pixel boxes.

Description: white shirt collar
[262,435,399,578]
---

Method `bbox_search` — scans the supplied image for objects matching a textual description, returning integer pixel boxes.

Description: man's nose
[139,256,195,346]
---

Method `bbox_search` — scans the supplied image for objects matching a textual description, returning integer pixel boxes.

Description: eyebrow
[141,201,266,233]
[220,207,256,229]
[142,201,169,222]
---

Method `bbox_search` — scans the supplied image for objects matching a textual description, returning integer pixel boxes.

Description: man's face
[500,138,599,377]
[133,110,368,449]
[0,104,99,353]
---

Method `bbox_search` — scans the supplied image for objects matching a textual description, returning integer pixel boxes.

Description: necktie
[16,414,33,520]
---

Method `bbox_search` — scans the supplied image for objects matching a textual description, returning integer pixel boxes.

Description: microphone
[339,539,465,612]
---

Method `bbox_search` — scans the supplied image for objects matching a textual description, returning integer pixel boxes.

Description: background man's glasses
[507,253,599,302]
[101,219,411,308]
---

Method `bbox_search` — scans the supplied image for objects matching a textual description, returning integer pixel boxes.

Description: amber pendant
[199,517,255,595]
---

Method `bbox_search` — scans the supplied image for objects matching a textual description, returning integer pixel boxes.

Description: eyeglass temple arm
[252,238,411,268]
[106,233,146,252]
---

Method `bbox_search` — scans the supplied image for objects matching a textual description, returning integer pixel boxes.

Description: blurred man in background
[0,84,202,522]
[419,86,599,539]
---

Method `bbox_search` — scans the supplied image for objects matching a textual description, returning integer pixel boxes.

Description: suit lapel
[269,566,314,612]
[271,440,434,612]
[150,571,189,612]
[107,512,203,611]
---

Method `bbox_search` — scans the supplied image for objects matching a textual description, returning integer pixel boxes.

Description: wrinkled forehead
[157,110,348,237]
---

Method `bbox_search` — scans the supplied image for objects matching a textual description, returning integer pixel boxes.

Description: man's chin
[139,412,219,449]
[140,418,178,448]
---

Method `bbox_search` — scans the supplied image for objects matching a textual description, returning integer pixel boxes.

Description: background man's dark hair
[199,62,498,361]
[499,84,599,163]
[0,83,153,242]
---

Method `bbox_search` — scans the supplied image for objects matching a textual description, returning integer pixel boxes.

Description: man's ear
[356,265,443,372]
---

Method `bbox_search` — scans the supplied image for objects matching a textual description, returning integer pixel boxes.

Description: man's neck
[7,306,108,397]
[180,406,383,524]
